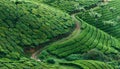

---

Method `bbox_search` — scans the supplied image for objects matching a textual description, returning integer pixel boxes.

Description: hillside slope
[0,0,74,58]
[77,0,120,40]
[0,0,75,68]
[0,0,120,69]
[35,0,100,14]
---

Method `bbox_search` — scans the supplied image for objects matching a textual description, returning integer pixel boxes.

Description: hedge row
[77,0,120,40]
[47,18,120,58]
[0,58,43,69]
[35,0,100,14]
[60,60,115,69]
[0,0,74,58]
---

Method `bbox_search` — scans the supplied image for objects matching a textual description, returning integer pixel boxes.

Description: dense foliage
[60,60,115,69]
[47,18,120,57]
[0,58,42,69]
[0,0,74,68]
[0,0,74,57]
[0,0,120,69]
[77,0,120,40]
[36,0,100,14]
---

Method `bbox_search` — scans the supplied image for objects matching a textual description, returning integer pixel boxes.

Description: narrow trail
[31,49,41,61]
[30,1,108,62]
[31,14,81,62]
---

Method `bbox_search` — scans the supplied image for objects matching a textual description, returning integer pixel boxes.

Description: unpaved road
[31,14,81,62]
[30,1,107,61]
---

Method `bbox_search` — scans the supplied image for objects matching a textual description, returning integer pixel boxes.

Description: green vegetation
[0,0,74,57]
[0,58,42,69]
[47,18,120,57]
[0,0,74,68]
[60,60,115,69]
[77,0,120,40]
[36,0,100,14]
[66,49,110,61]
[0,0,120,69]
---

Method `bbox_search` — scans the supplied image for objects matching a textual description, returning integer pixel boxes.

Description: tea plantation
[77,0,120,40]
[0,0,120,69]
[36,0,100,14]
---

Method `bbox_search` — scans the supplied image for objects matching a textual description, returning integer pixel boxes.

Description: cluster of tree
[35,0,100,14]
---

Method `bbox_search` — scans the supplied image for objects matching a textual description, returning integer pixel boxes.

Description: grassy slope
[34,0,100,14]
[0,0,75,68]
[0,0,120,69]
[77,0,120,40]
[60,60,115,69]
[47,18,120,57]
[0,0,74,57]
[38,1,120,68]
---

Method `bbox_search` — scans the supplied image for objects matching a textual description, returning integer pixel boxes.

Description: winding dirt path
[30,1,107,62]
[31,14,81,62]
[31,49,41,61]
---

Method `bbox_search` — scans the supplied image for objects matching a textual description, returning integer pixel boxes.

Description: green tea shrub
[47,58,55,64]
[82,49,110,61]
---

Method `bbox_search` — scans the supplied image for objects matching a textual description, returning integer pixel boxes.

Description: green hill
[0,0,120,69]
[0,0,74,57]
[60,60,115,69]
[35,0,100,14]
[47,17,120,58]
[0,0,75,68]
[77,0,120,40]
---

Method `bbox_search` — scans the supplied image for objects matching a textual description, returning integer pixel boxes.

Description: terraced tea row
[77,0,120,40]
[0,58,42,69]
[60,60,115,69]
[47,17,120,58]
[34,0,100,14]
[1,0,120,69]
[0,0,75,58]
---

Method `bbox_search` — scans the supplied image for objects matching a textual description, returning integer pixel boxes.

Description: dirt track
[31,14,81,62]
